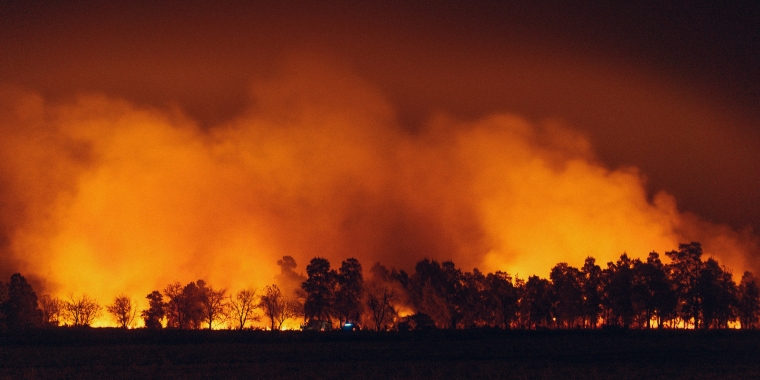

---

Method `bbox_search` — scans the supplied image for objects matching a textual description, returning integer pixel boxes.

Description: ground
[1,329,758,379]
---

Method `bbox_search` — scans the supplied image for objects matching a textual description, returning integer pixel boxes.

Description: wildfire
[0,62,756,327]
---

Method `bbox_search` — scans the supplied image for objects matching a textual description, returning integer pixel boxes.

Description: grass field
[1,329,758,379]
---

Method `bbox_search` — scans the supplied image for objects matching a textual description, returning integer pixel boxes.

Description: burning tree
[106,294,137,328]
[63,294,102,327]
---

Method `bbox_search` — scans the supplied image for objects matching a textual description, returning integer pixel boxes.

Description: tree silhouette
[38,294,63,327]
[365,282,399,331]
[63,294,102,327]
[335,258,364,327]
[302,257,337,324]
[261,284,301,330]
[550,263,583,328]
[737,271,760,329]
[7,241,755,332]
[200,285,228,330]
[276,299,302,329]
[408,259,466,329]
[1,273,42,330]
[633,252,677,328]
[604,254,636,328]
[106,294,137,329]
[228,288,259,330]
[141,291,165,329]
[698,259,737,329]
[666,242,704,328]
[163,282,185,329]
[580,257,603,328]
[521,275,553,329]
[260,284,285,330]
[484,271,519,329]
[164,281,205,329]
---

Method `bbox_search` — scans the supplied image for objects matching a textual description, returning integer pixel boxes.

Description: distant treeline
[1,242,759,332]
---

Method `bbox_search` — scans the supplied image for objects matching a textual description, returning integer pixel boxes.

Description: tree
[141,291,165,329]
[697,259,737,329]
[666,242,704,328]
[63,294,102,327]
[521,275,553,329]
[550,263,583,328]
[228,288,259,330]
[200,285,228,329]
[164,281,205,329]
[365,283,398,331]
[261,284,301,330]
[604,254,636,328]
[261,284,284,330]
[107,294,137,329]
[408,259,464,329]
[302,257,337,323]
[737,272,760,329]
[634,252,677,329]
[460,268,489,328]
[275,299,302,330]
[335,258,364,327]
[580,257,603,328]
[1,273,43,330]
[38,294,63,327]
[484,271,519,329]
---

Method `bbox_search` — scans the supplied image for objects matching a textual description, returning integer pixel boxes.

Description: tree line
[1,242,759,332]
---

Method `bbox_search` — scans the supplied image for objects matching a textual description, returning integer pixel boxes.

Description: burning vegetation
[1,242,759,331]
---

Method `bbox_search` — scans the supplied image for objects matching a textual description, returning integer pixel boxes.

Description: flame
[0,60,757,327]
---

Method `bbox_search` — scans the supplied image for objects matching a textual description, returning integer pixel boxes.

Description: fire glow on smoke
[0,61,755,327]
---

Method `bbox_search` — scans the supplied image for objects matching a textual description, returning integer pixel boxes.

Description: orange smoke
[0,60,756,327]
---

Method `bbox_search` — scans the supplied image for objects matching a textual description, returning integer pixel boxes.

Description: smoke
[0,59,756,325]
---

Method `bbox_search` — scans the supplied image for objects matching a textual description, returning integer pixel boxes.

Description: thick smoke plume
[0,61,756,324]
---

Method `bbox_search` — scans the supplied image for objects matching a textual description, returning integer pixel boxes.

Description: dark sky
[1,1,758,238]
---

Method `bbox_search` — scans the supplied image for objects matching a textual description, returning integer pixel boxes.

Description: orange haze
[0,59,757,326]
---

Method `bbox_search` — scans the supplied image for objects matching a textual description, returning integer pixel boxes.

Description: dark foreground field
[1,329,758,379]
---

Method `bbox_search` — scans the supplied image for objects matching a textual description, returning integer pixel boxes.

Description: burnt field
[1,329,759,379]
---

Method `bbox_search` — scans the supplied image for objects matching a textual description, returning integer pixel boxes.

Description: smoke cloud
[0,59,756,325]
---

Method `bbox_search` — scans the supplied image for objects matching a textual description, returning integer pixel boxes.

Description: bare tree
[163,282,184,328]
[63,294,102,327]
[107,294,137,328]
[366,284,398,331]
[276,299,302,330]
[261,284,302,330]
[201,285,228,329]
[39,294,64,326]
[228,288,259,330]
[260,284,282,330]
